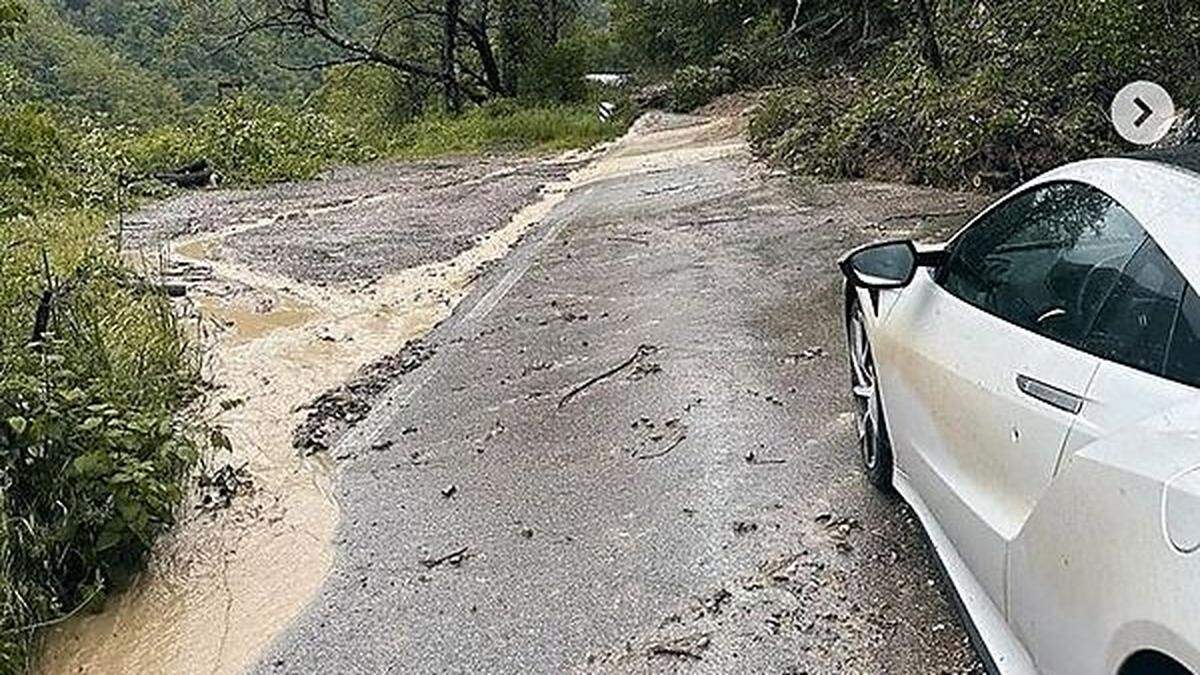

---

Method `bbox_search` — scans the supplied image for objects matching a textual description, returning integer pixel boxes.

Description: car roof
[1023,155,1200,290]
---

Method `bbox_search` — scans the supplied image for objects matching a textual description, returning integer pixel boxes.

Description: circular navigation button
[1111,81,1176,145]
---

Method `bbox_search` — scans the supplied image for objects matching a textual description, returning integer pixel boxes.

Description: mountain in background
[2,0,348,123]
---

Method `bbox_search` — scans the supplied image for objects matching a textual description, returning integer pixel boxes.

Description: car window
[1166,286,1200,387]
[939,181,1146,346]
[1081,239,1186,377]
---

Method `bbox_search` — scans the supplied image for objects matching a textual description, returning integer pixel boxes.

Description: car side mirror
[839,240,919,289]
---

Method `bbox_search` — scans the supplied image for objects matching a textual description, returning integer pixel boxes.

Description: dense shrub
[668,65,733,112]
[749,0,1200,189]
[0,209,202,671]
[115,96,370,185]
[523,39,589,104]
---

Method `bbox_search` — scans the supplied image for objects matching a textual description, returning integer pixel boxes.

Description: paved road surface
[254,113,987,674]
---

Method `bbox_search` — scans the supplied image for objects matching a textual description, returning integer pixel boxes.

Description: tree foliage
[615,0,1200,189]
[226,0,591,112]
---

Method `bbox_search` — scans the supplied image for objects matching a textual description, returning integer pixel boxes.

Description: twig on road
[636,433,687,460]
[744,450,786,465]
[605,235,650,246]
[420,546,470,569]
[557,344,657,410]
[648,633,710,660]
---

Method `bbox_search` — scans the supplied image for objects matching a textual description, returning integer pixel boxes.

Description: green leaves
[0,0,25,40]
[1,178,201,665]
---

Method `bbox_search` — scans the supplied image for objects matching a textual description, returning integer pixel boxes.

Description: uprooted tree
[223,0,580,112]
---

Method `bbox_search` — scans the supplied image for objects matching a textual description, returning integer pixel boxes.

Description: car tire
[846,293,894,492]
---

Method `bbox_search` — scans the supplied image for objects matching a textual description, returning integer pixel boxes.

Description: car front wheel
[847,295,893,491]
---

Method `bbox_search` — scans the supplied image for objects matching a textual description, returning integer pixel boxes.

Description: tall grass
[388,103,622,158]
[0,210,200,671]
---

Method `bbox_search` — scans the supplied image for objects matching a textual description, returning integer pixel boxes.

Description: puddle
[198,295,316,345]
[37,112,734,675]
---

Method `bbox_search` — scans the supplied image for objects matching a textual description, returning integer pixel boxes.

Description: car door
[1006,233,1200,674]
[875,181,1147,611]
[1065,238,1199,450]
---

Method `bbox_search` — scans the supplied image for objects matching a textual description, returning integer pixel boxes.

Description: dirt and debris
[648,633,711,660]
[293,340,437,456]
[781,347,827,364]
[57,112,997,675]
[744,448,787,465]
[628,414,689,460]
[42,144,603,675]
[125,156,585,284]
[197,462,253,511]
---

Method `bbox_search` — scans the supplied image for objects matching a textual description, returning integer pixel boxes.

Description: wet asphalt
[252,116,989,674]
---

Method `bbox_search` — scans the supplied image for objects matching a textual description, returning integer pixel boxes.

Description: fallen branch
[420,545,469,569]
[558,344,657,409]
[636,434,686,460]
[648,633,710,660]
[605,235,650,246]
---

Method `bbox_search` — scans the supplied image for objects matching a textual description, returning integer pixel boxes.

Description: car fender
[1009,398,1200,674]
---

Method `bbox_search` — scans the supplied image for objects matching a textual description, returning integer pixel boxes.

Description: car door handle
[1016,374,1084,414]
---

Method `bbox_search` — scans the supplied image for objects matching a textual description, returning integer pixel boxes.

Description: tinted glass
[1166,287,1200,387]
[849,242,915,285]
[940,181,1146,345]
[1081,239,1185,376]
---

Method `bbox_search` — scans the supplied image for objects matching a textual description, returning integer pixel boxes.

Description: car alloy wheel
[847,298,892,490]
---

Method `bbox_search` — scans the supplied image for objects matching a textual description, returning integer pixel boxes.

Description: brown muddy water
[38,113,747,675]
[37,150,607,675]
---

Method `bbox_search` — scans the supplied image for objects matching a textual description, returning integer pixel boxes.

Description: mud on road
[42,110,990,674]
[40,151,597,675]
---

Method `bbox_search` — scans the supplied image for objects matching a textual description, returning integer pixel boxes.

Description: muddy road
[44,111,991,674]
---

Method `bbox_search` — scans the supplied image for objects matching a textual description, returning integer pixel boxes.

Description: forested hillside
[0,0,343,121]
[612,0,1200,189]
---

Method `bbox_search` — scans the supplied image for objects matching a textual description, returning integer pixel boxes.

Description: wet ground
[41,148,599,675]
[42,110,992,674]
[247,111,988,674]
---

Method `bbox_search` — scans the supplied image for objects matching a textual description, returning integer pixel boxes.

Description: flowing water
[38,114,737,675]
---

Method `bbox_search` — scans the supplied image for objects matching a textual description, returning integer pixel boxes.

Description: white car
[839,152,1200,675]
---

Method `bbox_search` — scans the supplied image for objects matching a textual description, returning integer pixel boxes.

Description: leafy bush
[191,97,369,184]
[522,39,589,104]
[749,0,1200,189]
[0,211,201,672]
[668,64,733,112]
[111,96,371,185]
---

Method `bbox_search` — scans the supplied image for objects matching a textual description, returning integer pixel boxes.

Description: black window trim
[935,178,1200,390]
[937,178,1106,286]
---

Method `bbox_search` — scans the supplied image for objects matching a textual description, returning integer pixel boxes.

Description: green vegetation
[616,0,1200,190]
[0,213,201,672]
[327,94,621,159]
[0,94,204,670]
[0,1,627,670]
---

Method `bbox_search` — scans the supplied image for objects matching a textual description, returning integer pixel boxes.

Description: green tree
[0,0,25,37]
